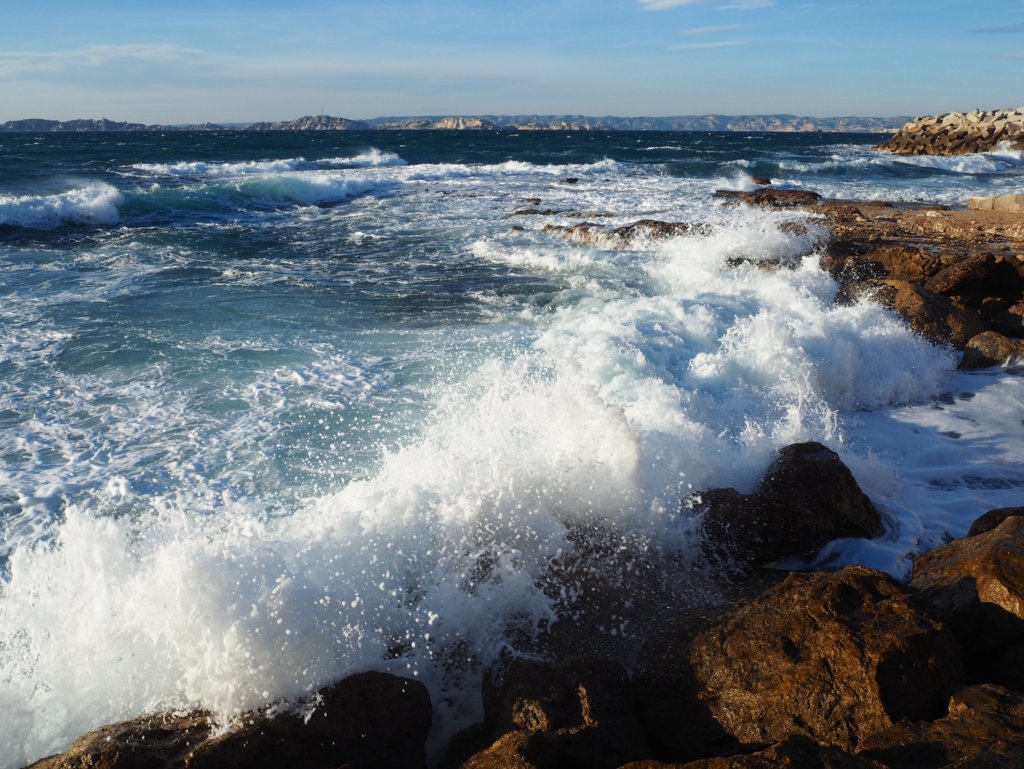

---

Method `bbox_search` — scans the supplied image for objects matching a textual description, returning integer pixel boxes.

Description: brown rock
[858,685,1024,769]
[968,507,1024,537]
[618,735,885,768]
[911,517,1024,688]
[870,278,984,348]
[25,713,211,769]
[960,331,1024,369]
[689,566,963,751]
[713,189,821,208]
[924,253,1024,305]
[698,442,882,571]
[473,657,649,769]
[29,673,432,769]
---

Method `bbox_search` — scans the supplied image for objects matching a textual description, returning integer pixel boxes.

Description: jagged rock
[879,108,1024,156]
[968,507,1024,537]
[869,278,984,348]
[544,219,706,248]
[688,567,963,752]
[457,658,649,769]
[28,672,432,769]
[698,442,882,570]
[911,517,1024,689]
[960,331,1024,369]
[858,685,1024,769]
[923,253,1024,306]
[713,189,822,208]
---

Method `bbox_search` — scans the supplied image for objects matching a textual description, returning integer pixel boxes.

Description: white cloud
[670,40,747,49]
[0,45,200,79]
[681,24,745,35]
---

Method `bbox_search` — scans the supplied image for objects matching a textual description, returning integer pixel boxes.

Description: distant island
[0,113,910,133]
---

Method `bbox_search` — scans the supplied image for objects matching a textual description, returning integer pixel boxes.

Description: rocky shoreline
[879,108,1024,156]
[22,184,1024,769]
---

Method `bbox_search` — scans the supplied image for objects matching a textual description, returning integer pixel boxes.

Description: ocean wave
[131,148,407,178]
[0,183,122,229]
[231,172,390,205]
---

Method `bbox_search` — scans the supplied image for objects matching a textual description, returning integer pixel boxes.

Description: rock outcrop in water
[878,108,1024,155]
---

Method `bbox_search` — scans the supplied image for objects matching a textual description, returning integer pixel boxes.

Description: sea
[1,130,1023,765]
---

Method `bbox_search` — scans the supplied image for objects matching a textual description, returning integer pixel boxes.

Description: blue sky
[2,0,1023,122]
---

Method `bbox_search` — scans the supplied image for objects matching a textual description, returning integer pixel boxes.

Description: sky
[1,0,1023,123]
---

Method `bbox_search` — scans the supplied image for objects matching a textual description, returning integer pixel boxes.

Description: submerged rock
[689,566,962,752]
[697,442,882,571]
[28,672,432,769]
[544,219,707,248]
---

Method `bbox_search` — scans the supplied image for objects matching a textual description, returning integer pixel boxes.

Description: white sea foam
[131,149,406,177]
[0,183,122,229]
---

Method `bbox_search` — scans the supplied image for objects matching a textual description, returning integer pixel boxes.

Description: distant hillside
[0,113,911,134]
[246,115,369,131]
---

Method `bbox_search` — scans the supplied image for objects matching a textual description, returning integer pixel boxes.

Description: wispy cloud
[670,40,747,49]
[971,22,1024,34]
[681,24,745,35]
[0,45,199,79]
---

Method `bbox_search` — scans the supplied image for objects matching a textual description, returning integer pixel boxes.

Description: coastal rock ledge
[878,107,1024,156]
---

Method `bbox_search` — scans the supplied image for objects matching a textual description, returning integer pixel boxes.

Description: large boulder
[968,507,1024,537]
[28,672,432,769]
[688,567,962,751]
[698,442,882,571]
[713,188,822,208]
[911,516,1024,689]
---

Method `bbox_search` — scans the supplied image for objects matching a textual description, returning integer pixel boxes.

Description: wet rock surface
[28,672,432,769]
[698,442,882,571]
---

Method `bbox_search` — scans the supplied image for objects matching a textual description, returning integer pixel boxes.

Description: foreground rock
[858,684,1024,769]
[912,516,1024,690]
[452,658,649,769]
[28,672,432,769]
[878,108,1024,156]
[698,442,882,571]
[620,735,886,768]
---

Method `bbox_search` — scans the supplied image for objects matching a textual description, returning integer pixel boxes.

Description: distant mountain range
[0,114,911,134]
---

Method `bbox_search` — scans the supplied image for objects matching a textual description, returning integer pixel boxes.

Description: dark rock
[468,657,649,769]
[521,197,542,206]
[560,177,580,185]
[698,442,882,570]
[923,253,1024,305]
[27,672,432,769]
[619,735,885,767]
[751,176,773,186]
[713,189,821,208]
[911,517,1024,689]
[960,331,1024,369]
[858,685,1024,769]
[510,208,560,216]
[968,507,1024,537]
[689,566,963,751]
[869,278,984,348]
[545,219,707,248]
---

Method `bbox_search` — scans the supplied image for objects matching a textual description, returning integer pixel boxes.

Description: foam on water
[0,183,122,229]
[131,148,406,177]
[1,133,1023,767]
